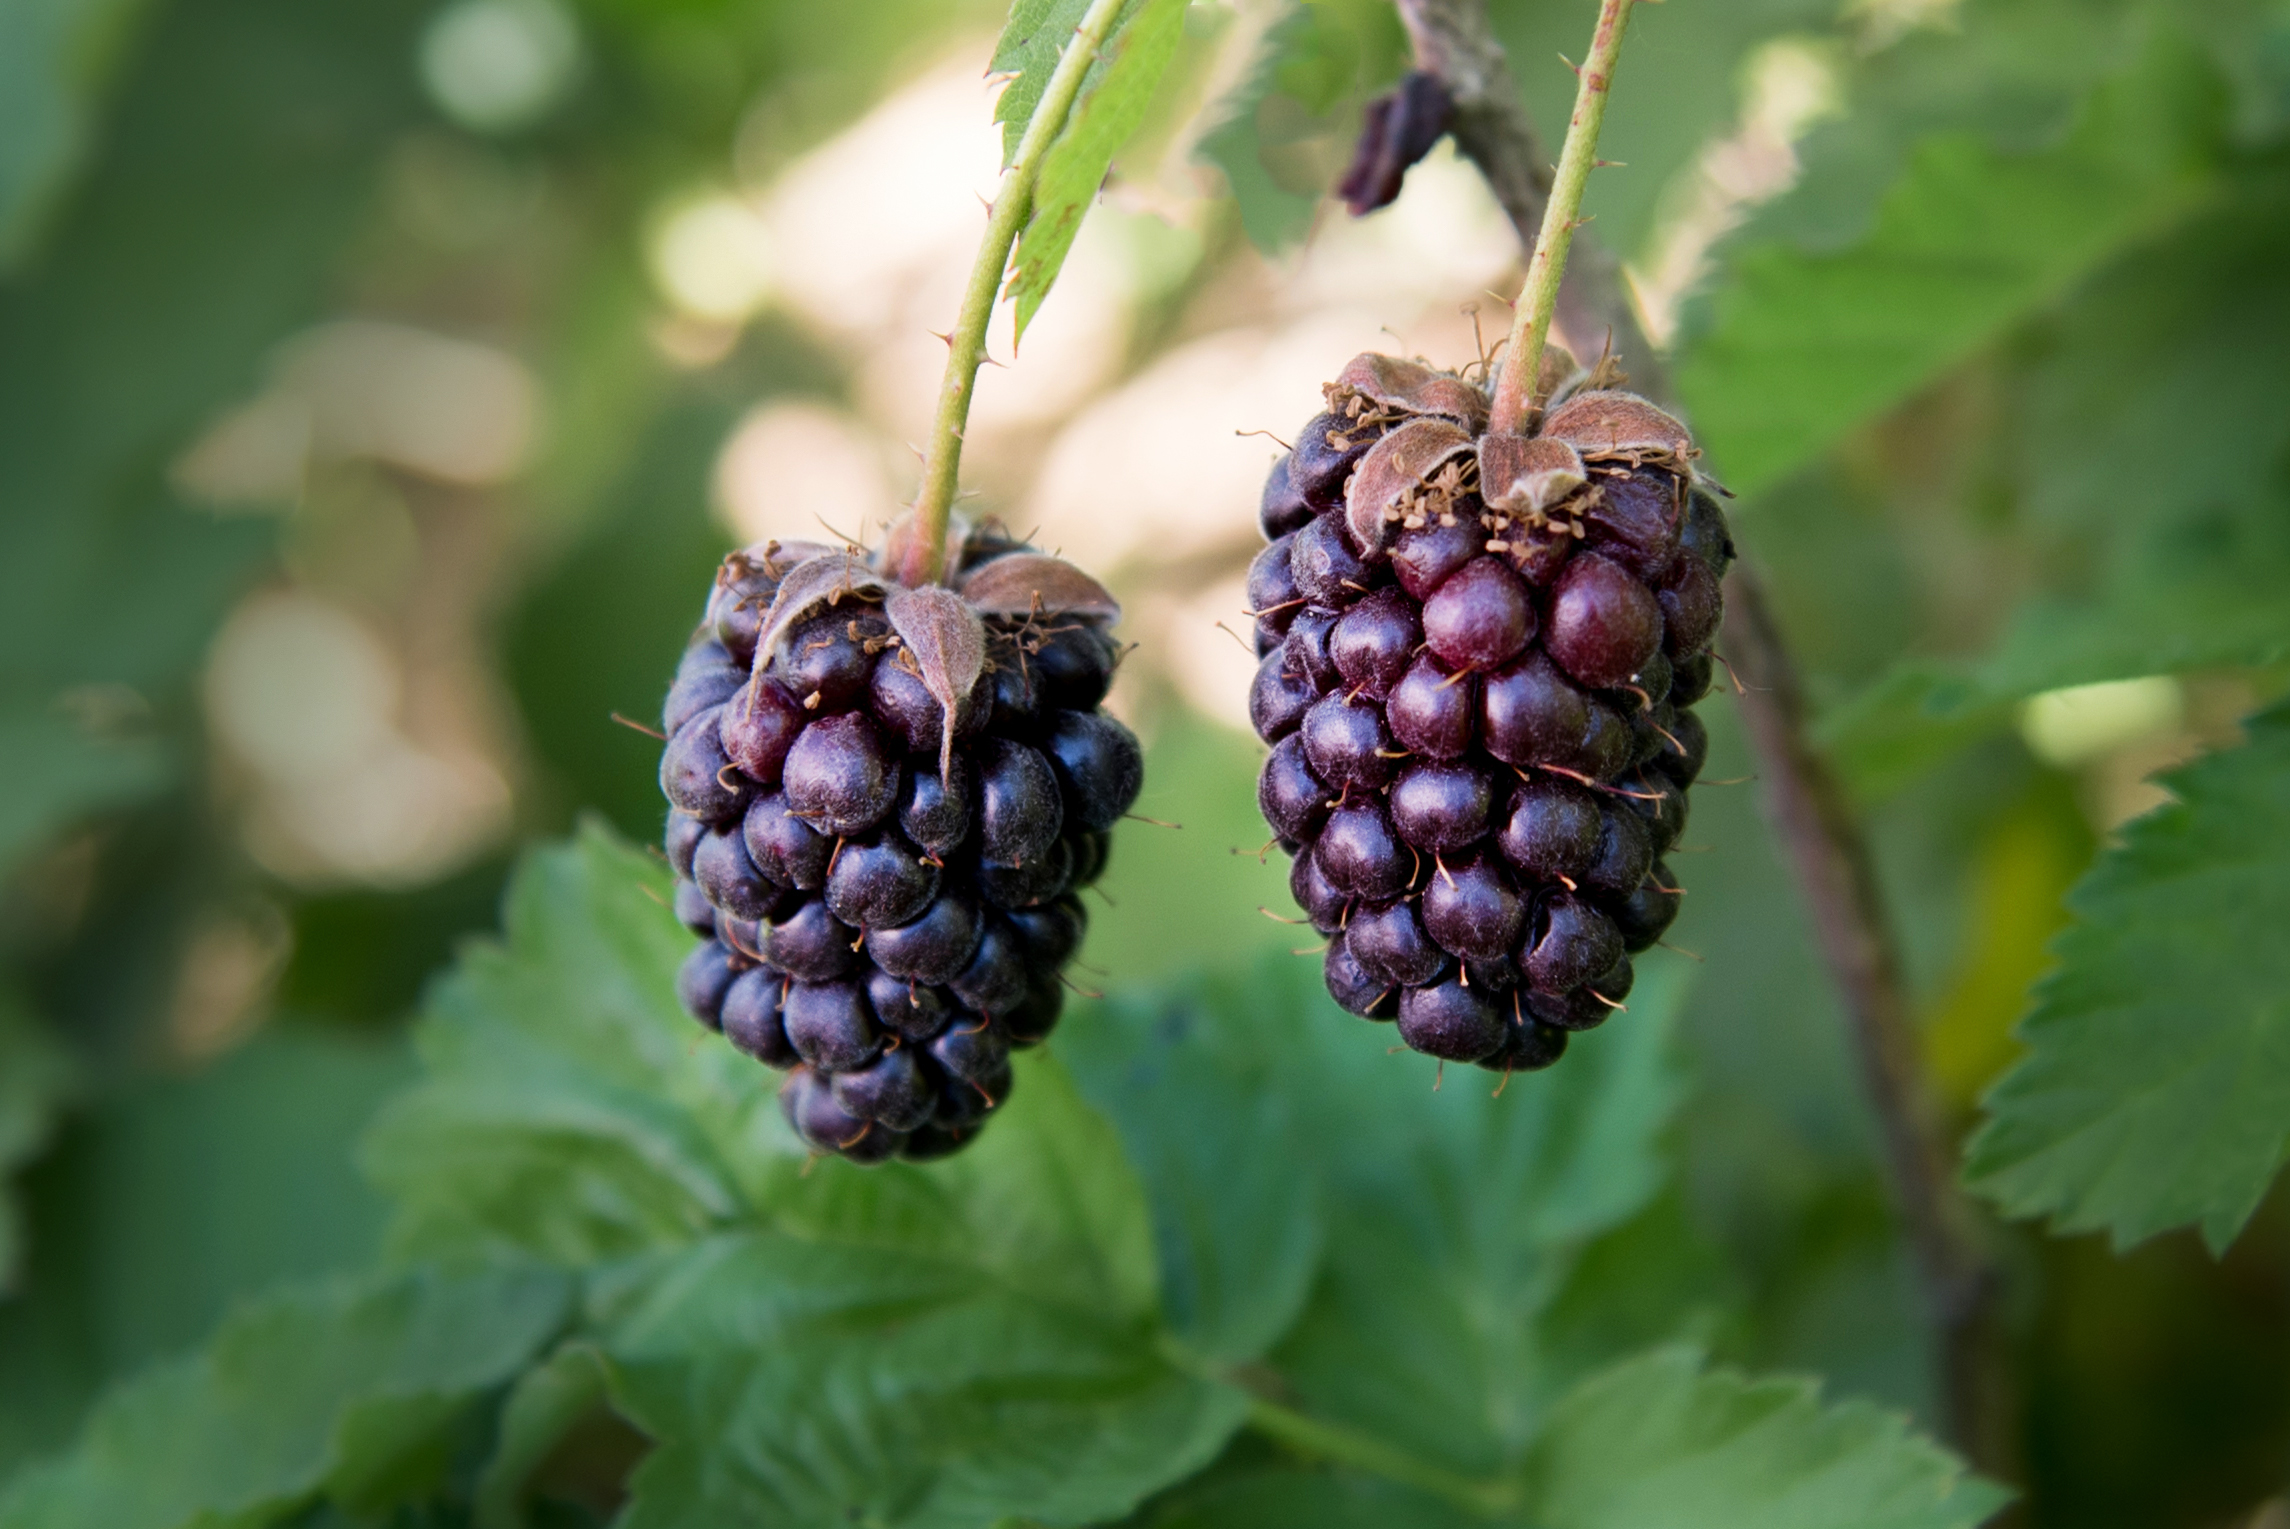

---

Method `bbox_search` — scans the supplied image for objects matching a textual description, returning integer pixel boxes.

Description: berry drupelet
[660,526,1140,1163]
[1250,351,1729,1073]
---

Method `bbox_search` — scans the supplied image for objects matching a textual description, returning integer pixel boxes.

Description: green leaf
[605,1230,1247,1529]
[0,710,166,875]
[1194,4,1325,253]
[1134,1468,1463,1529]
[361,822,782,1264]
[992,0,1095,166]
[0,995,74,1295]
[472,1344,610,1529]
[1007,0,1188,345]
[0,1265,571,1529]
[1966,699,2290,1253]
[1529,1349,2010,1529]
[0,0,152,266]
[1677,24,2225,497]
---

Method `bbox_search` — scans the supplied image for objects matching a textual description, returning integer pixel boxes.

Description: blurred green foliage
[3,0,2290,1523]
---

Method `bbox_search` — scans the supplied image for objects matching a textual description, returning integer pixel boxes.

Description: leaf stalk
[1244,1395,1519,1517]
[902,0,1131,589]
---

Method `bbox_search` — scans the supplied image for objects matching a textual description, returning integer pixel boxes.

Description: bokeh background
[3,0,2288,1521]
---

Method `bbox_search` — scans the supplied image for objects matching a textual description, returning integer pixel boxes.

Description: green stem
[1244,1396,1519,1518]
[901,0,1130,587]
[1486,0,1636,436]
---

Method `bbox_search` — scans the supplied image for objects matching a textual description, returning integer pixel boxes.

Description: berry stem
[901,0,1131,589]
[1486,0,1634,437]
[1243,1396,1518,1516]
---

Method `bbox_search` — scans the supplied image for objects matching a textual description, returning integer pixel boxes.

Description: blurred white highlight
[419,0,583,134]
[2020,676,2185,768]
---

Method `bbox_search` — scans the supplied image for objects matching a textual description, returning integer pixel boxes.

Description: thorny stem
[1486,0,1635,436]
[1398,0,2012,1475]
[901,0,1129,589]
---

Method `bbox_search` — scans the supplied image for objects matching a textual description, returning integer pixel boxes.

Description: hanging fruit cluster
[660,528,1140,1162]
[1250,351,1731,1072]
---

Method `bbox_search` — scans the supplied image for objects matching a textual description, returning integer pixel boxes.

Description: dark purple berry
[1005,896,1086,971]
[981,657,1044,737]
[1248,535,1303,640]
[1577,696,1636,781]
[1388,760,1492,851]
[672,878,717,936]
[783,712,899,837]
[1582,808,1655,899]
[832,1045,935,1131]
[825,833,939,930]
[1003,978,1063,1047]
[707,565,777,666]
[1612,866,1682,952]
[1621,769,1688,855]
[1301,692,1398,791]
[1347,899,1448,988]
[783,1068,869,1152]
[661,704,751,822]
[721,680,805,786]
[1041,710,1143,833]
[665,812,706,878]
[1496,1019,1567,1069]
[1261,452,1313,539]
[1466,953,1520,992]
[1289,514,1373,607]
[1525,893,1623,993]
[1390,515,1480,601]
[1670,650,1714,707]
[773,608,888,713]
[869,651,977,756]
[1547,553,1663,691]
[1657,708,1708,785]
[1068,830,1111,887]
[866,971,952,1041]
[1259,734,1330,842]
[1481,653,1587,769]
[1329,588,1420,700]
[1291,850,1350,935]
[1250,648,1318,741]
[1423,557,1534,670]
[867,889,983,985]
[1324,939,1397,1019]
[934,1057,1013,1127]
[976,834,1072,909]
[1679,489,1734,574]
[1386,652,1476,760]
[974,738,1064,868]
[783,980,881,1072]
[899,756,972,861]
[1496,778,1602,884]
[1396,979,1505,1062]
[761,899,859,982]
[665,643,744,737]
[900,1122,977,1161]
[1315,799,1409,902]
[744,791,833,890]
[929,1018,1009,1085]
[722,968,797,1067]
[1283,606,1340,691]
[1032,625,1120,711]
[694,822,780,921]
[1583,467,1681,579]
[1656,556,1723,657]
[1290,412,1376,509]
[1421,854,1525,960]
[950,918,1030,1016]
[676,940,739,1030]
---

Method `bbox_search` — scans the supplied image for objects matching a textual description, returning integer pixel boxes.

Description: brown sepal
[1542,391,1696,463]
[1477,434,1587,518]
[885,586,988,782]
[1344,417,1476,556]
[1534,345,1583,408]
[1329,353,1487,428]
[958,554,1122,625]
[751,552,892,673]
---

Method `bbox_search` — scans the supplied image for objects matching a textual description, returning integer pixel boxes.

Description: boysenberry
[1324,939,1397,1019]
[899,757,972,861]
[1396,980,1505,1062]
[694,822,781,922]
[783,712,899,838]
[722,968,797,1067]
[744,791,833,890]
[1387,652,1476,760]
[976,834,1073,909]
[1259,734,1331,842]
[1547,553,1663,691]
[761,899,860,982]
[721,680,805,785]
[1329,587,1421,700]
[831,1045,936,1132]
[664,644,744,738]
[1421,853,1525,960]
[1301,691,1398,791]
[865,970,951,1042]
[1388,760,1493,850]
[1423,557,1535,670]
[974,738,1064,868]
[825,832,939,930]
[867,888,983,985]
[1347,898,1449,988]
[660,704,749,822]
[1040,710,1143,832]
[677,940,739,1030]
[1289,514,1372,607]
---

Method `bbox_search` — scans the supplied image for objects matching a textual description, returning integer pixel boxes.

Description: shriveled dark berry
[825,833,939,930]
[1390,515,1480,601]
[1301,691,1397,792]
[1547,553,1663,691]
[1423,557,1535,671]
[1259,734,1331,842]
[744,791,833,890]
[867,889,983,985]
[1396,980,1504,1062]
[661,704,750,822]
[1347,899,1448,988]
[761,899,860,982]
[1261,452,1313,539]
[1388,760,1492,851]
[721,680,805,786]
[1678,489,1734,574]
[1583,467,1681,579]
[1290,412,1376,509]
[1041,710,1143,832]
[1005,896,1085,971]
[974,738,1064,868]
[1387,652,1476,760]
[975,834,1072,909]
[1496,778,1602,883]
[665,644,745,738]
[1250,648,1318,742]
[783,712,899,838]
[672,877,717,936]
[1315,799,1409,902]
[1329,588,1420,700]
[676,940,739,1030]
[774,608,888,713]
[1289,514,1373,607]
[722,968,797,1067]
[866,971,952,1042]
[1525,893,1623,993]
[1283,606,1340,692]
[1421,854,1525,960]
[1324,939,1397,1019]
[831,1046,935,1132]
[899,757,971,861]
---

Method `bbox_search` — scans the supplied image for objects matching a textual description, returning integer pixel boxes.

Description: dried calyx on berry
[1251,348,1731,1075]
[659,520,1140,1164]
